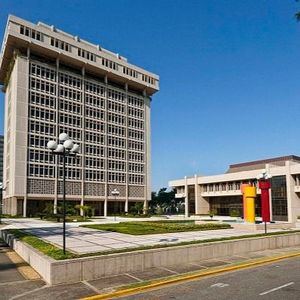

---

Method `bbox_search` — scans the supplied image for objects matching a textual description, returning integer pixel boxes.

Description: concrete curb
[82,251,300,300]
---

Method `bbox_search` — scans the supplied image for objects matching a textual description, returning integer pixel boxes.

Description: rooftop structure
[0,15,159,94]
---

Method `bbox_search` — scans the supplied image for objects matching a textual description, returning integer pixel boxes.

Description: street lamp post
[257,170,272,234]
[111,188,120,221]
[47,133,79,254]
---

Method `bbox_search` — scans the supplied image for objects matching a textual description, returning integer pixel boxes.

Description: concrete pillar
[80,66,85,218]
[125,200,128,213]
[196,196,210,215]
[11,197,18,215]
[194,174,198,214]
[285,161,299,224]
[143,199,148,214]
[80,198,84,217]
[184,176,189,218]
[54,57,59,215]
[104,199,107,217]
[23,196,27,217]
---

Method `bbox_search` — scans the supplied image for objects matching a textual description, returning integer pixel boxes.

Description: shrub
[208,209,217,219]
[229,209,240,218]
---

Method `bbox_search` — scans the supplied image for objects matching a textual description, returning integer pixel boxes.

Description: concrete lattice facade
[0,15,159,216]
[169,156,300,224]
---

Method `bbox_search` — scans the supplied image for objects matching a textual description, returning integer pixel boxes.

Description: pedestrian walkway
[2,218,296,254]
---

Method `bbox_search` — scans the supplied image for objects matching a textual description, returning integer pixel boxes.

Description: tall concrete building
[169,155,300,224]
[0,15,159,216]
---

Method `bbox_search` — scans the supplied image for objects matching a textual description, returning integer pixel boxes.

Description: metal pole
[264,221,267,234]
[114,195,116,221]
[63,152,66,254]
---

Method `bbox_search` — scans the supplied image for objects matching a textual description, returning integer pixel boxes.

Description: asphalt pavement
[118,256,300,300]
[0,241,299,299]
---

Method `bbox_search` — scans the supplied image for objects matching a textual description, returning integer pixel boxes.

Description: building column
[144,91,151,213]
[104,74,108,218]
[143,199,148,214]
[265,164,273,221]
[194,175,198,214]
[184,176,189,218]
[80,66,85,217]
[104,199,107,217]
[285,161,299,224]
[125,82,129,214]
[54,57,59,215]
[23,196,27,217]
[11,197,18,215]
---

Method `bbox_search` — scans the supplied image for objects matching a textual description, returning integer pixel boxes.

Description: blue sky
[1,1,300,192]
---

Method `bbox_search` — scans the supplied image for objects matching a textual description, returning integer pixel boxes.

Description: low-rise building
[169,155,300,223]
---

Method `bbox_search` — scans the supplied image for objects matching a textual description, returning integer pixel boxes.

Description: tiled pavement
[20,226,289,254]
[1,229,300,299]
[2,218,296,254]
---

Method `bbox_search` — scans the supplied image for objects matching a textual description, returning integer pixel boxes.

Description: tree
[149,188,180,214]
[129,202,144,215]
[75,205,91,220]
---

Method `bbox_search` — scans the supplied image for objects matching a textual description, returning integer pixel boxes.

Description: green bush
[129,202,144,215]
[229,209,240,218]
[208,209,217,219]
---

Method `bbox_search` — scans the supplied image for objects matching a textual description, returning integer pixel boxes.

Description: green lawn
[82,220,231,235]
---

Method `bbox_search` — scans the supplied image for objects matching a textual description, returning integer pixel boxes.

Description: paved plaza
[2,218,297,254]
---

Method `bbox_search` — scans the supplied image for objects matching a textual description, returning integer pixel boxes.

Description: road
[119,256,300,300]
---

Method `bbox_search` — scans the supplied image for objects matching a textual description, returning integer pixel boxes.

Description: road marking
[210,283,229,288]
[125,273,144,282]
[159,266,179,274]
[82,280,102,294]
[10,285,48,300]
[82,252,300,300]
[259,282,294,296]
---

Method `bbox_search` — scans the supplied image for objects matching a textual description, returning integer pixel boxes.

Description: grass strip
[3,229,300,260]
[5,229,78,260]
[81,221,231,235]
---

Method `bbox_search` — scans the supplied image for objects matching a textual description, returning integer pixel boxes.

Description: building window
[102,58,118,70]
[78,48,96,62]
[50,38,71,52]
[20,25,43,41]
